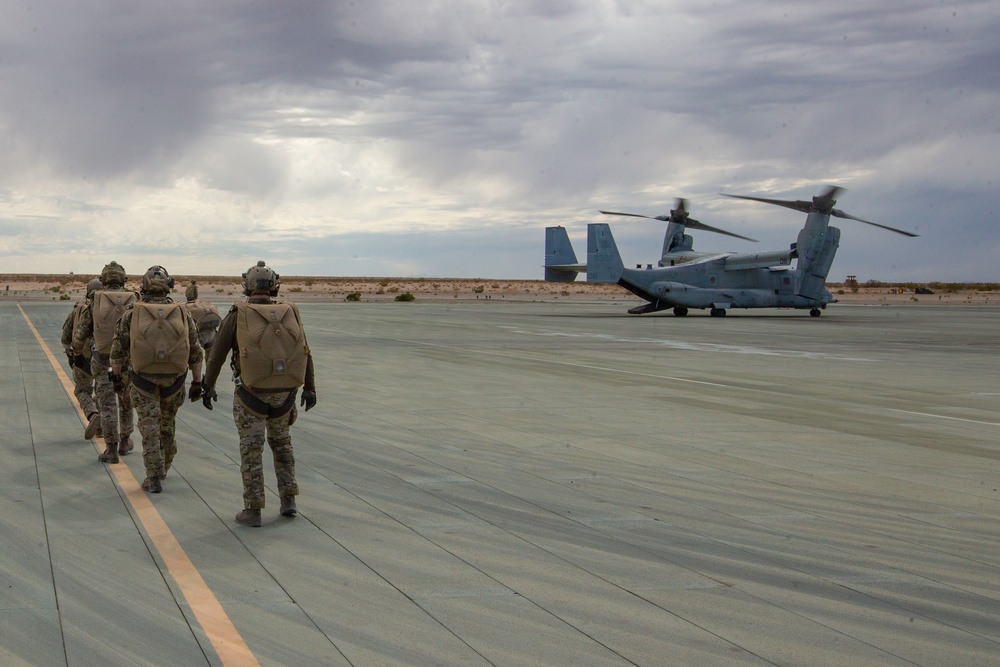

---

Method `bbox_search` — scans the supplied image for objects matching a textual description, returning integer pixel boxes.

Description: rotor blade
[817,185,844,203]
[601,206,756,241]
[599,210,664,220]
[832,210,919,237]
[685,219,757,242]
[719,192,812,214]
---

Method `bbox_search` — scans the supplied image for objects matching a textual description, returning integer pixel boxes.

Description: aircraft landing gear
[809,308,822,317]
[710,307,726,317]
[673,306,688,317]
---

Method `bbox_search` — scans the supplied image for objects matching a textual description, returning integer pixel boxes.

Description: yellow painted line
[18,305,259,667]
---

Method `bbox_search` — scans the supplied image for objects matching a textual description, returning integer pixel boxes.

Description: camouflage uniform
[204,295,315,512]
[110,292,204,488]
[73,285,137,452]
[61,301,97,418]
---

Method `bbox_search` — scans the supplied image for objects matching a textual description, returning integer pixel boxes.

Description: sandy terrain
[1,274,996,307]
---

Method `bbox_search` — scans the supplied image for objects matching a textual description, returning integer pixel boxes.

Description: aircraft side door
[777,272,793,305]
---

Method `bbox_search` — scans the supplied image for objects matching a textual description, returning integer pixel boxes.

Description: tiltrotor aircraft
[544,187,917,317]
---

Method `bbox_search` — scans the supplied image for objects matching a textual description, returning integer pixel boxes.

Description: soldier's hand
[300,389,317,412]
[108,369,124,394]
[202,385,217,410]
[188,380,203,401]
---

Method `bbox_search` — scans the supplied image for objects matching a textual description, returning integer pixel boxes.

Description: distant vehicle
[545,187,917,317]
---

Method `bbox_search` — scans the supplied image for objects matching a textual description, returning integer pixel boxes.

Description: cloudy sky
[2,1,996,282]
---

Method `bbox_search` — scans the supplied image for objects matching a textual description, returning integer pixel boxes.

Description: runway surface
[3,299,998,666]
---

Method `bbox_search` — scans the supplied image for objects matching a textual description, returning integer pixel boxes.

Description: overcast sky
[2,1,996,282]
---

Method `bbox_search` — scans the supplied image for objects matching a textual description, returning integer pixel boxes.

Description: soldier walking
[62,278,103,438]
[109,266,204,493]
[201,261,316,527]
[182,279,222,352]
[72,261,138,462]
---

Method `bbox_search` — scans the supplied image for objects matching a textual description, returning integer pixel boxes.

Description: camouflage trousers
[91,354,134,444]
[72,364,97,417]
[130,381,185,481]
[233,391,299,510]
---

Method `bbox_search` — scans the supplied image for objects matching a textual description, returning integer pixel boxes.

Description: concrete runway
[3,299,998,666]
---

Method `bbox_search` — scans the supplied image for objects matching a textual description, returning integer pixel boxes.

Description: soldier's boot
[98,445,119,464]
[84,413,101,440]
[280,495,297,517]
[118,436,134,456]
[235,509,262,527]
[141,477,162,493]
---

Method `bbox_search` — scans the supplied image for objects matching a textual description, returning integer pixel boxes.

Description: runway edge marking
[18,305,259,667]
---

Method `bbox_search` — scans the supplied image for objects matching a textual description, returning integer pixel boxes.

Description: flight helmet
[242,260,279,296]
[86,278,103,297]
[100,261,126,287]
[141,265,174,295]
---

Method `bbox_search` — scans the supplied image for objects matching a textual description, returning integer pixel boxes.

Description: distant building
[845,275,858,286]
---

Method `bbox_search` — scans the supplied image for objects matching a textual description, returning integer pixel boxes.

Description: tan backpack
[92,290,136,355]
[72,302,94,361]
[129,302,190,375]
[235,301,308,390]
[185,299,222,347]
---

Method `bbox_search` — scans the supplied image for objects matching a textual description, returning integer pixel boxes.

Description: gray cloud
[0,0,996,281]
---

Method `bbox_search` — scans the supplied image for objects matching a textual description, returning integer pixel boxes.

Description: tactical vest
[185,299,222,348]
[129,302,190,375]
[72,302,94,361]
[92,290,136,355]
[235,301,308,390]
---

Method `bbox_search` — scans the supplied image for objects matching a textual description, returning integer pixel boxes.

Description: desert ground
[1,274,997,307]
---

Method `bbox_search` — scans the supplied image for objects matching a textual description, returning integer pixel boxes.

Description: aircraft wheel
[710,308,726,317]
[673,307,688,317]
[810,308,822,317]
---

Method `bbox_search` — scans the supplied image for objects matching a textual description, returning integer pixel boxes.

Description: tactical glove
[300,389,317,412]
[108,369,125,394]
[202,385,218,410]
[188,380,203,401]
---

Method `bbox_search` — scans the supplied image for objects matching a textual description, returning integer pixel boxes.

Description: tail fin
[544,226,586,282]
[794,214,841,299]
[586,223,625,283]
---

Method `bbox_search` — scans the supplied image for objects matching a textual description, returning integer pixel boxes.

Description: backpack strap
[236,385,297,420]
[129,370,188,399]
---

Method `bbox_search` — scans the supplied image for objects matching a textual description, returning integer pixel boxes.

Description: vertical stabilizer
[544,226,585,282]
[795,213,840,299]
[586,223,625,283]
